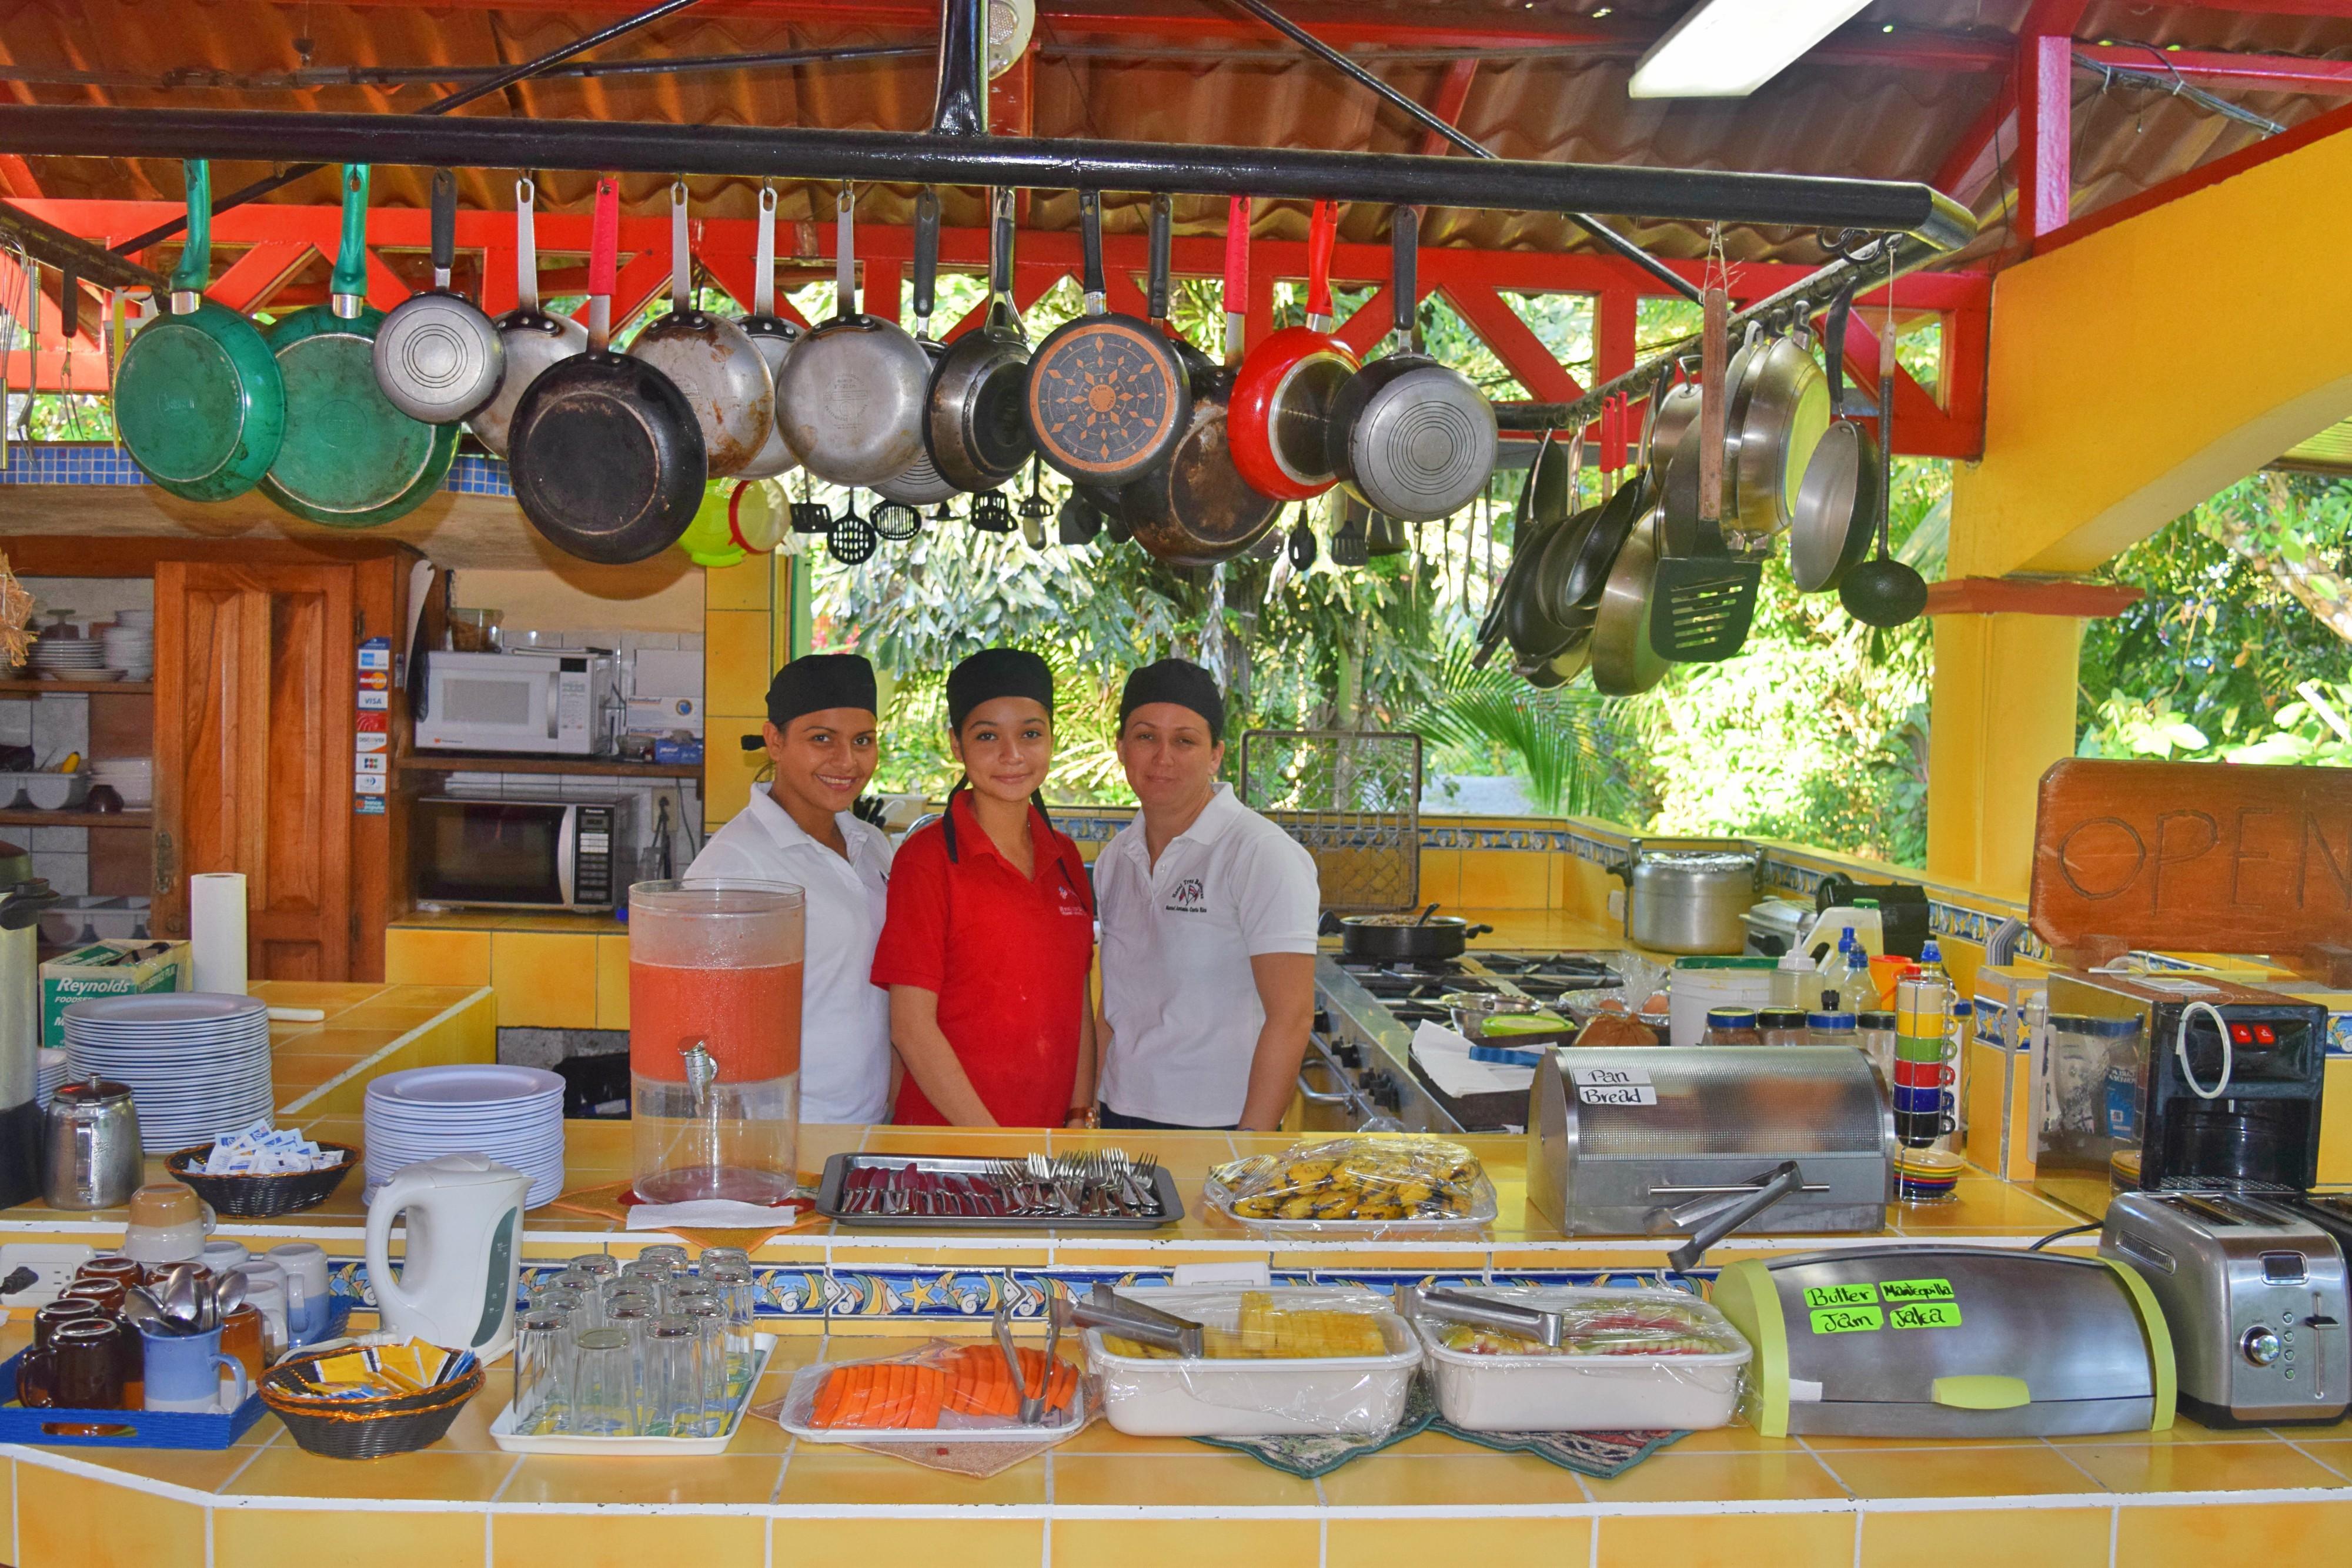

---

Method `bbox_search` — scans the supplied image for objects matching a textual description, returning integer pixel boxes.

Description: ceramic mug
[122,1181,218,1265]
[236,1274,290,1359]
[1893,1084,1956,1116]
[18,1317,126,1410]
[268,1243,333,1344]
[219,1303,266,1383]
[31,1299,102,1349]
[1892,1059,1955,1089]
[200,1239,251,1275]
[138,1320,250,1413]
[77,1255,145,1288]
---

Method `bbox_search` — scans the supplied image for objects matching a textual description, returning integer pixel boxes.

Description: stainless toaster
[2100,1191,2350,1428]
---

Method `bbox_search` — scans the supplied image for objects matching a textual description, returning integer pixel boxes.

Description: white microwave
[411,794,633,911]
[416,650,617,755]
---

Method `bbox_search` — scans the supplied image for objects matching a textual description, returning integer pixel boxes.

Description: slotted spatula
[1648,287,1762,663]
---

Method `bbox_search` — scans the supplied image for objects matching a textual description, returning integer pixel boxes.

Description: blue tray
[0,1296,353,1451]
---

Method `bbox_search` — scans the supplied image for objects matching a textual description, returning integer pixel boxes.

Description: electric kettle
[363,1152,532,1359]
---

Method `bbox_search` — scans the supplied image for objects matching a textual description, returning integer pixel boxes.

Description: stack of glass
[511,1246,762,1439]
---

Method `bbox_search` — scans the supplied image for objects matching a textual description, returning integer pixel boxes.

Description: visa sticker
[1803,1282,1880,1310]
[1809,1306,1882,1335]
[1879,1278,1955,1304]
[1889,1302,1963,1330]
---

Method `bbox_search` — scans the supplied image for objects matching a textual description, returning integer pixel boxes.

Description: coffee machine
[0,843,59,1211]
[2033,972,2327,1221]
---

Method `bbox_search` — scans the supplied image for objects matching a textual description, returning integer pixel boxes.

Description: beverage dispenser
[628,879,804,1205]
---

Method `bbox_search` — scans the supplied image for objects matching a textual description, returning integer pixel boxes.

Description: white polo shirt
[1095,783,1321,1127]
[684,786,893,1125]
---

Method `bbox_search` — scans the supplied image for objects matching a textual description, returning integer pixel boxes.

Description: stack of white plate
[31,636,105,680]
[91,757,153,808]
[35,1047,67,1109]
[61,993,274,1149]
[363,1065,566,1209]
[101,618,153,681]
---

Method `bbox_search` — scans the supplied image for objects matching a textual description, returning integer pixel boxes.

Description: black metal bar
[931,0,989,137]
[0,200,163,290]
[106,0,708,258]
[1222,0,1702,303]
[6,106,1976,245]
[1491,232,1946,433]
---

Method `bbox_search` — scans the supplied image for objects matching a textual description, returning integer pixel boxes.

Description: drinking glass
[606,1302,658,1364]
[679,1298,733,1421]
[704,1263,756,1359]
[567,1252,620,1281]
[644,1316,706,1437]
[666,1278,720,1318]
[637,1244,691,1278]
[620,1260,671,1297]
[514,1311,574,1437]
[539,1281,602,1332]
[696,1246,750,1273]
[568,1328,636,1437]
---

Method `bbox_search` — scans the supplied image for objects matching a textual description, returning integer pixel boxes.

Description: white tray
[1413,1287,1751,1432]
[1087,1286,1422,1438]
[776,1356,1090,1445]
[1202,1172,1499,1238]
[487,1333,776,1455]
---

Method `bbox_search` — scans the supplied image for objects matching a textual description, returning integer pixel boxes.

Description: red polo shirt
[870,792,1096,1127]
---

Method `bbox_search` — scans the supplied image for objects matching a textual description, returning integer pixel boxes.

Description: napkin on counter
[625,1198,811,1232]
[1409,1020,1537,1098]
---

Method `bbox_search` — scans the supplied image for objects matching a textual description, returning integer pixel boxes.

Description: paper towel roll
[189,872,249,995]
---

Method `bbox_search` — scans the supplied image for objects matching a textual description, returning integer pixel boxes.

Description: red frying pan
[1228,200,1357,502]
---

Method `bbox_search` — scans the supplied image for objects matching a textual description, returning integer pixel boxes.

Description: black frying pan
[509,177,707,564]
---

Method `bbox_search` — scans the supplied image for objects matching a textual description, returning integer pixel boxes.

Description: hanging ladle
[1837,323,1927,628]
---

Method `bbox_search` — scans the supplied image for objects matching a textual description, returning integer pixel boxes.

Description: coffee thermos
[0,849,60,1211]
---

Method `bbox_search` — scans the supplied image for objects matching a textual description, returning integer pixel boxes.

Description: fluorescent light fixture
[1628,0,1877,99]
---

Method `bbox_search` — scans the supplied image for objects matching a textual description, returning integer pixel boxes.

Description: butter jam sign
[1889,1301,1963,1330]
[1810,1305,1883,1334]
[1804,1278,1963,1332]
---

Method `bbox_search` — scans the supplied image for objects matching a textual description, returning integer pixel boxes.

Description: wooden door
[153,561,356,980]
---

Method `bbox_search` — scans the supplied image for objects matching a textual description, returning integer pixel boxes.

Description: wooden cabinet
[4,536,418,983]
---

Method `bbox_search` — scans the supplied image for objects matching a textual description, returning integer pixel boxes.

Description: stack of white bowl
[92,757,153,809]
[102,612,153,681]
[30,634,104,680]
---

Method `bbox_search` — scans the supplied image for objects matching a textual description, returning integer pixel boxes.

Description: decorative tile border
[0,441,514,495]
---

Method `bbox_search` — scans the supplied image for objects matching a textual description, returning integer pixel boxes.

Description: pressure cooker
[1612,838,1760,955]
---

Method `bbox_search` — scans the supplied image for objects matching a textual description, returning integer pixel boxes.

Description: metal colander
[1238,729,1422,914]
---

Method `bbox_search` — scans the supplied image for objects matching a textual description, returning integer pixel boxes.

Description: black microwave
[410,794,633,912]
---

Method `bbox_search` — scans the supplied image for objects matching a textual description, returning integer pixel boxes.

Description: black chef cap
[759,653,877,740]
[1120,658,1225,743]
[946,647,1054,733]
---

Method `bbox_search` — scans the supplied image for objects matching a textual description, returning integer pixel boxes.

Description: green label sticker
[1803,1282,1880,1310]
[1880,1278,1955,1304]
[1810,1305,1885,1334]
[1889,1302,1964,1330]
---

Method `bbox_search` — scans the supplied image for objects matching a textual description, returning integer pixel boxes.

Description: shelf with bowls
[0,679,153,694]
[0,808,152,830]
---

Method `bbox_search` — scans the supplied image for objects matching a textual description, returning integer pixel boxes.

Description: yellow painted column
[703,554,776,833]
[1925,609,2083,900]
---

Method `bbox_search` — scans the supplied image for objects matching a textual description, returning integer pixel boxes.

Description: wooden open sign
[2030,759,2352,981]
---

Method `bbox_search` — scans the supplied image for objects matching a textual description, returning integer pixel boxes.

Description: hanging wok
[259,165,456,528]
[508,177,707,565]
[111,159,285,502]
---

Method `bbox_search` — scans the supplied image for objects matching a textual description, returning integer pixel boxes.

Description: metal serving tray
[817,1152,1185,1230]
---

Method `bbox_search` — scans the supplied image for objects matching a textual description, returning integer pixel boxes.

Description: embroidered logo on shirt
[1164,877,1207,914]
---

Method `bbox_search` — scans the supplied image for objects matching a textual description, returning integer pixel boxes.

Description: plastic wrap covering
[1206,1135,1497,1238]
[1559,951,1672,1045]
[1405,1286,1752,1432]
[773,1337,1095,1444]
[1085,1287,1422,1437]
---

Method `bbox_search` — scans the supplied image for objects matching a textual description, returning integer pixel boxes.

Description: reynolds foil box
[41,939,193,1048]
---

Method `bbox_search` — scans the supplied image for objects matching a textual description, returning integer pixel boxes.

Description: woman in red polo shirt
[870,648,1098,1128]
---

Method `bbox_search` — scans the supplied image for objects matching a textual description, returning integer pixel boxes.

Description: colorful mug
[1893,1058,1955,1089]
[138,1321,250,1415]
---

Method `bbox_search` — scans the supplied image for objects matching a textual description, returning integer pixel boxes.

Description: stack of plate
[31,636,105,680]
[101,616,153,681]
[363,1065,566,1209]
[61,993,274,1148]
[92,757,153,808]
[35,1047,67,1109]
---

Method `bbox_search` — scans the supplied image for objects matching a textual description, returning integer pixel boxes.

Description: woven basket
[166,1143,357,1218]
[261,1349,483,1460]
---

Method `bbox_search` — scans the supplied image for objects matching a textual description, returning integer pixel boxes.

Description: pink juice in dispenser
[628,880,805,1205]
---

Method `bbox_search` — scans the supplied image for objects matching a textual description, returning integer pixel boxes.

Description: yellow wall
[1924,613,2083,898]
[452,561,704,633]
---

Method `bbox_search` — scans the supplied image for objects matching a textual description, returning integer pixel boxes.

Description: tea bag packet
[203,1119,344,1175]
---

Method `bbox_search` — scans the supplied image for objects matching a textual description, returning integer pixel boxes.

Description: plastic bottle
[1771,947,1818,1009]
[1823,930,1876,1014]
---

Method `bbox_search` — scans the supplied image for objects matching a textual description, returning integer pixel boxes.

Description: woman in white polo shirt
[684,653,893,1125]
[1092,660,1320,1131]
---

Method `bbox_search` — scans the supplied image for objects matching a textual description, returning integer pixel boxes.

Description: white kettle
[364,1153,532,1360]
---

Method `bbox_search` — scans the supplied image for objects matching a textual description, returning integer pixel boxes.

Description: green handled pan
[112,160,285,501]
[259,165,456,527]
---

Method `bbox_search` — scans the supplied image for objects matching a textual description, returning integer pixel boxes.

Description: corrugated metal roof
[2,0,2347,265]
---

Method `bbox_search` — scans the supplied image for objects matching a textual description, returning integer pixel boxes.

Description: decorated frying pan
[1025,189,1188,487]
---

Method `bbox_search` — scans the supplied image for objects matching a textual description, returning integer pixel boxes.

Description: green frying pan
[112,161,286,501]
[259,165,456,527]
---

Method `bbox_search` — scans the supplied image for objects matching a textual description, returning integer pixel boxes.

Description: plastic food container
[1411,1286,1752,1432]
[1084,1286,1422,1438]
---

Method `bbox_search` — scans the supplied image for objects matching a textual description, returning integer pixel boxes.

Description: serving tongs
[1393,1283,1566,1348]
[1050,1281,1205,1360]
[992,1291,1067,1425]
